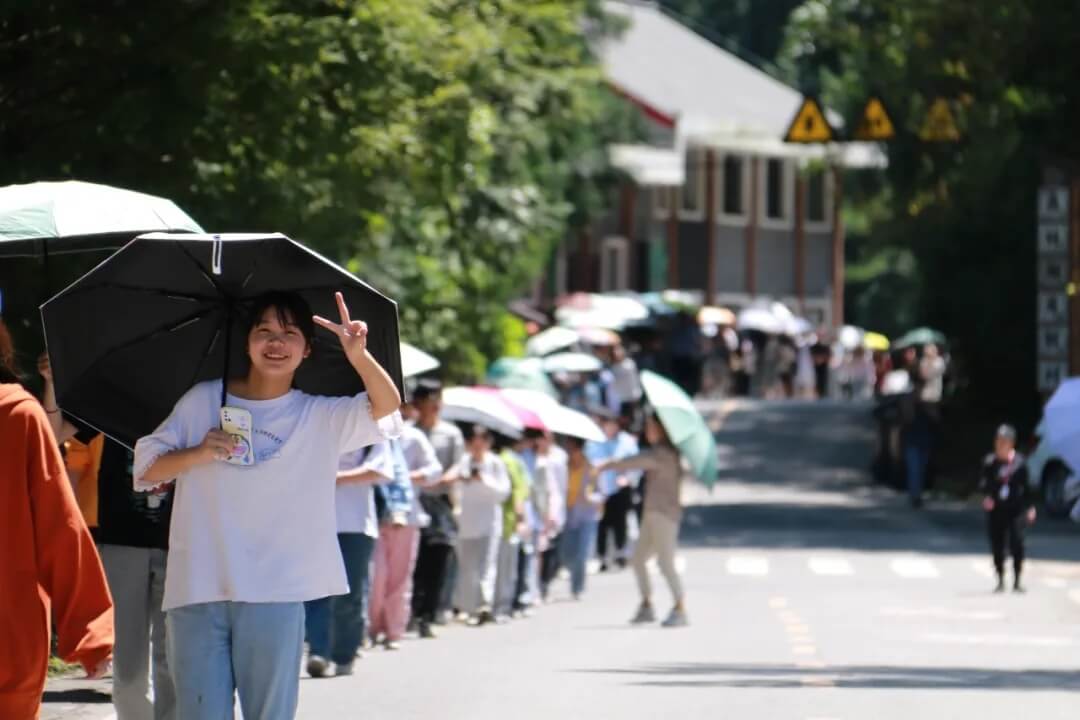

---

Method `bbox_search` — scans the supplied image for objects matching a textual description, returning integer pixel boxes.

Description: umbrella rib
[57,281,218,304]
[176,241,225,296]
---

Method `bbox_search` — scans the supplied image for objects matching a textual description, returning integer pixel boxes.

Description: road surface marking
[1043,577,1068,589]
[801,676,837,688]
[796,659,827,669]
[769,597,789,609]
[778,610,802,624]
[809,557,854,576]
[891,557,939,579]
[785,623,811,635]
[792,644,818,655]
[1067,589,1080,605]
[727,556,769,576]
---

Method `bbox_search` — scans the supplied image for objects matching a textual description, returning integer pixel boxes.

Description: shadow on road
[573,662,1080,691]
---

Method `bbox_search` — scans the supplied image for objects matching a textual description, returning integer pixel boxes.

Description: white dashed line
[809,557,854,576]
[891,557,940,579]
[727,556,769,576]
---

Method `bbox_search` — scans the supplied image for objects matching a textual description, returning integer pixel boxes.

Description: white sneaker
[661,608,688,628]
[630,603,657,624]
[335,662,354,677]
[306,655,329,678]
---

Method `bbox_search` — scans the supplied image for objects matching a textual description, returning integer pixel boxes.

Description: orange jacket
[0,384,114,720]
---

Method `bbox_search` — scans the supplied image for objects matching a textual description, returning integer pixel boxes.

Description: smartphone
[220,406,255,466]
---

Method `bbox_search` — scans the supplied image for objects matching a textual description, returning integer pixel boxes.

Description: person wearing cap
[980,424,1036,593]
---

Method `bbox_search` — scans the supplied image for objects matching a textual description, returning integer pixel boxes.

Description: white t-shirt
[336,442,394,537]
[452,452,511,539]
[133,380,401,611]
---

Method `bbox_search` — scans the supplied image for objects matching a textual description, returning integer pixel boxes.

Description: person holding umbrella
[594,414,688,627]
[133,291,401,720]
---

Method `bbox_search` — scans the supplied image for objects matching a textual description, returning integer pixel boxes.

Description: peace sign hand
[313,292,369,360]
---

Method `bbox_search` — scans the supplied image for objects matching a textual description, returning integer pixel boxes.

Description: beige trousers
[632,511,684,603]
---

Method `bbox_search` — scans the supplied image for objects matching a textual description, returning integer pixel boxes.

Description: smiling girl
[133,291,401,720]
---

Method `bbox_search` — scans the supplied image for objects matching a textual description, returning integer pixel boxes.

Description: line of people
[2,291,691,720]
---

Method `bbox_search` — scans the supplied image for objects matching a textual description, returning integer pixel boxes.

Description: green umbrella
[894,327,946,349]
[486,357,558,398]
[640,370,718,488]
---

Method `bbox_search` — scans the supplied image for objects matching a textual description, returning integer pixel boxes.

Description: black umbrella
[41,232,403,448]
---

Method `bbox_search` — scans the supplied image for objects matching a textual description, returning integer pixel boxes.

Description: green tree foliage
[778,0,1080,417]
[0,0,630,380]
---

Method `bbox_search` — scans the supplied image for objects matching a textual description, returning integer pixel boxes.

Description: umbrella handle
[211,235,223,276]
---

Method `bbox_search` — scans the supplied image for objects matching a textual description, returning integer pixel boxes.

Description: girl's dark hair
[245,292,316,347]
[562,435,586,451]
[0,318,17,383]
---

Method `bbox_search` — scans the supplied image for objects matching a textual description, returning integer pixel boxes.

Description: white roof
[599,1,886,172]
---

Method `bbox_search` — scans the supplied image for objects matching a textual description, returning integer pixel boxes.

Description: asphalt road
[43,399,1080,719]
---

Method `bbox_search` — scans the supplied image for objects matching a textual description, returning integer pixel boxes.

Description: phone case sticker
[221,406,255,466]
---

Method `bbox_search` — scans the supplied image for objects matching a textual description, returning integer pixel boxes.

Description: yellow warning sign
[784,97,834,144]
[854,97,895,141]
[919,98,960,142]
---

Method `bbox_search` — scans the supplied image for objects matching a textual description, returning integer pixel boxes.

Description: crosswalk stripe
[891,557,940,579]
[809,557,854,576]
[727,556,769,576]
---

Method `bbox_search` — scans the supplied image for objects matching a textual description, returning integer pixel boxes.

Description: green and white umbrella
[0,180,202,258]
[487,357,558,398]
[640,370,719,488]
[893,327,946,349]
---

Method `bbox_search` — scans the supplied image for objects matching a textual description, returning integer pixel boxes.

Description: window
[766,158,785,220]
[653,185,673,219]
[806,169,826,223]
[722,155,744,216]
[680,148,704,218]
[600,236,629,292]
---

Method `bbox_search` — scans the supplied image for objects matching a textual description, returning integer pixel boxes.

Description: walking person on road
[368,419,442,650]
[587,407,640,571]
[409,380,465,639]
[40,356,176,719]
[559,437,603,600]
[594,414,688,627]
[980,424,1036,593]
[450,425,511,625]
[1,321,114,720]
[304,440,394,677]
[134,292,401,720]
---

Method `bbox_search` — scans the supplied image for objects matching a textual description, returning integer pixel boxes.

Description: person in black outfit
[980,424,1037,593]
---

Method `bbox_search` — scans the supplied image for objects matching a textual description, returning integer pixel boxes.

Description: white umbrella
[525,326,580,357]
[441,386,524,438]
[501,388,605,442]
[786,316,813,337]
[838,325,865,350]
[881,369,913,396]
[0,180,203,257]
[542,352,603,374]
[736,306,783,334]
[555,293,649,330]
[400,342,440,378]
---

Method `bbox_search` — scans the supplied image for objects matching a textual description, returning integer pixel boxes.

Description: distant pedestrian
[594,415,688,628]
[980,424,1036,593]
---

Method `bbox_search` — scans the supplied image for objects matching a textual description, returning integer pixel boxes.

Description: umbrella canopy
[488,357,559,397]
[838,325,864,350]
[500,388,605,442]
[441,386,524,439]
[736,306,783,334]
[473,386,545,431]
[401,342,439,378]
[577,327,621,347]
[0,181,203,258]
[555,292,649,330]
[894,327,946,349]
[41,233,403,448]
[525,326,580,357]
[640,370,718,488]
[864,332,890,351]
[542,351,603,374]
[697,305,736,327]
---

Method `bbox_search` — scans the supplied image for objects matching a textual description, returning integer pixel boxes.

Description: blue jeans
[304,533,375,665]
[559,521,598,596]
[905,442,929,503]
[166,601,304,720]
